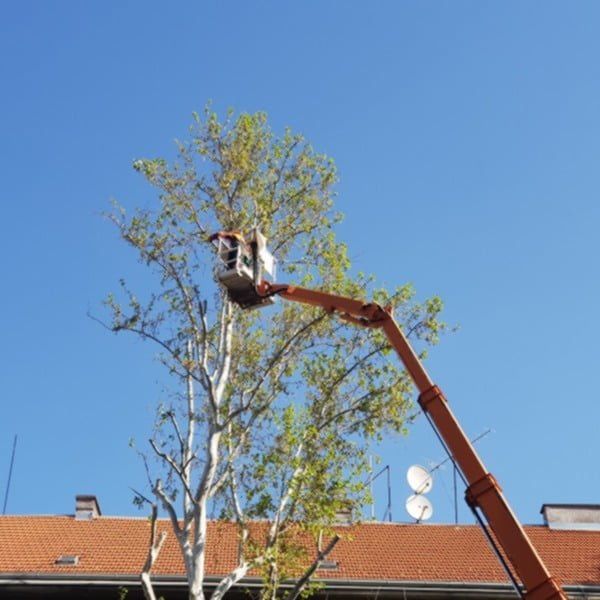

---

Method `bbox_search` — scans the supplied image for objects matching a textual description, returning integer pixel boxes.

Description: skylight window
[55,555,79,566]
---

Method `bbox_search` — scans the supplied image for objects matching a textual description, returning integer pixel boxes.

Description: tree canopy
[104,107,447,600]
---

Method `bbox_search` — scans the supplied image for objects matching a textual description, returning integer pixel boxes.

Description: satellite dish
[406,494,433,522]
[407,464,433,494]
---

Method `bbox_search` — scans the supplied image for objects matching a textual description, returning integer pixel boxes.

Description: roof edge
[1,573,598,594]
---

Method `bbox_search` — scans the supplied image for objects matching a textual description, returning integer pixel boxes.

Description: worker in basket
[210,229,277,309]
[210,231,251,270]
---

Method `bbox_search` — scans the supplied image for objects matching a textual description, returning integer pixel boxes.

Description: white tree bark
[140,504,167,600]
[210,562,252,600]
[148,302,234,600]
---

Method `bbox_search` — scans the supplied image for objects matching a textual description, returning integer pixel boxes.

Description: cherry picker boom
[212,230,567,600]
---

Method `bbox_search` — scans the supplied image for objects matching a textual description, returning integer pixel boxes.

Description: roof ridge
[0,515,580,529]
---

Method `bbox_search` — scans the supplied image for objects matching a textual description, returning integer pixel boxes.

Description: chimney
[75,495,101,520]
[334,504,354,525]
[541,504,600,531]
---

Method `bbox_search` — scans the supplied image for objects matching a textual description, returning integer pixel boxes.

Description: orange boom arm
[257,281,566,600]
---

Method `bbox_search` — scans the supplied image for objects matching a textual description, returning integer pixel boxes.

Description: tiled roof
[1,516,599,586]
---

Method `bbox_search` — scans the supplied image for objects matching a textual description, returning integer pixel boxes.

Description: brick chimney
[75,495,101,520]
[334,503,354,525]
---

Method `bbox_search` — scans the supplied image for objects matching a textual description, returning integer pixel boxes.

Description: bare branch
[149,440,195,504]
[140,504,168,600]
[152,479,183,540]
[167,411,185,460]
[196,296,211,378]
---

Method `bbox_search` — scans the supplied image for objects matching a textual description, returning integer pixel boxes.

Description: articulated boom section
[255,281,567,600]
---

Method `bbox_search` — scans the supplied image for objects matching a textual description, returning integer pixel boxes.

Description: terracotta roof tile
[1,516,599,586]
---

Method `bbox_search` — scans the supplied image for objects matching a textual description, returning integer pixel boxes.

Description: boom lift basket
[213,229,277,310]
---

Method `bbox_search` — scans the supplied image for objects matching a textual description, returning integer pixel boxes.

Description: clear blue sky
[1,1,599,526]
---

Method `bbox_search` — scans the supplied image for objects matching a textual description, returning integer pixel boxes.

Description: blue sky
[1,1,599,526]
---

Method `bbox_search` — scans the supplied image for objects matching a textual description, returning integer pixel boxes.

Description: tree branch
[152,480,184,543]
[287,534,340,600]
[239,312,326,415]
[140,504,168,600]
[149,440,195,505]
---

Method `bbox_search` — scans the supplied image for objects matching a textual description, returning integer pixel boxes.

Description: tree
[103,108,446,600]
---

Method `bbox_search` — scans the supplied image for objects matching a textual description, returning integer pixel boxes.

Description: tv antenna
[428,428,491,524]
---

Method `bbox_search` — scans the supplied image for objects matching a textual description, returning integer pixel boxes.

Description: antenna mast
[368,455,375,520]
[365,464,393,522]
[2,435,17,515]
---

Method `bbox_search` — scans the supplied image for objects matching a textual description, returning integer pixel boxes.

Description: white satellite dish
[407,464,433,494]
[406,494,433,522]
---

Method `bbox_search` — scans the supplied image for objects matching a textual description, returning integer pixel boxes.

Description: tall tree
[104,108,446,600]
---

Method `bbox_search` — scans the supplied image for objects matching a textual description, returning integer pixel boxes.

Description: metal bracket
[525,576,564,600]
[465,473,502,508]
[418,385,447,413]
